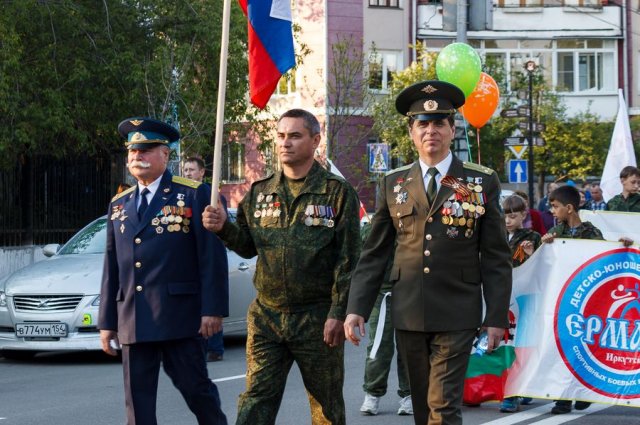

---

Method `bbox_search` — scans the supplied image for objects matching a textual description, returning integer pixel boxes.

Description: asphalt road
[0,335,638,425]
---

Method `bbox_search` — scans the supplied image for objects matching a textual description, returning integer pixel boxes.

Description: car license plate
[16,323,68,337]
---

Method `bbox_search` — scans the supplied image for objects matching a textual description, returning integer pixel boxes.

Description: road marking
[529,403,609,424]
[481,404,553,424]
[212,374,246,383]
[481,402,610,425]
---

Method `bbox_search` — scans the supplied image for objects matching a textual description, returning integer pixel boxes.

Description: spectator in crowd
[183,156,226,362]
[585,182,607,211]
[606,166,640,212]
[514,191,546,235]
[537,182,559,213]
[499,194,541,413]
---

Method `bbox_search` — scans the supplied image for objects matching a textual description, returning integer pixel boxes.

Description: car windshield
[58,218,107,255]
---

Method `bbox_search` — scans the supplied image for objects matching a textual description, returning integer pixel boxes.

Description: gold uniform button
[135,262,142,268]
[396,212,401,217]
[424,250,431,256]
[425,234,432,240]
[135,238,142,244]
[423,267,430,274]
[135,285,143,292]
[427,217,433,223]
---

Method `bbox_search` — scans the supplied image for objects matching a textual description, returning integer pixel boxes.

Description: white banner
[579,210,640,243]
[505,240,640,406]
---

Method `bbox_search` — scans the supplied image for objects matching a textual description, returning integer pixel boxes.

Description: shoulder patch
[463,161,493,175]
[385,163,413,177]
[111,185,135,202]
[172,175,202,188]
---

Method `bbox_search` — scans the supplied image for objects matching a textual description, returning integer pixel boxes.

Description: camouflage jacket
[547,221,604,240]
[508,228,541,267]
[218,161,361,320]
[606,193,640,213]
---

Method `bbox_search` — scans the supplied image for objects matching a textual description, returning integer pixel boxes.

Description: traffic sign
[508,145,528,159]
[500,109,519,118]
[518,121,546,132]
[503,137,528,146]
[533,137,545,147]
[517,106,530,117]
[508,159,528,184]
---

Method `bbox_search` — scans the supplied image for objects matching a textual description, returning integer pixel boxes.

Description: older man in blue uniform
[99,117,229,425]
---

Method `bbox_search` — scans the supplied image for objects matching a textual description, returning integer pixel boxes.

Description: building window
[221,142,245,184]
[274,70,296,96]
[432,39,617,95]
[369,0,400,7]
[368,50,403,92]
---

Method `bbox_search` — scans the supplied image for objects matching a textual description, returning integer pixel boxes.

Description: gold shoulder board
[463,161,493,176]
[111,185,136,202]
[172,176,202,188]
[385,163,413,177]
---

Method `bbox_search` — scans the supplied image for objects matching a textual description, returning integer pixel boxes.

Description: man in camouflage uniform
[606,166,640,212]
[203,109,361,425]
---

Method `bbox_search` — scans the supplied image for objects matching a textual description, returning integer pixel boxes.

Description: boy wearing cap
[345,81,512,425]
[99,117,229,425]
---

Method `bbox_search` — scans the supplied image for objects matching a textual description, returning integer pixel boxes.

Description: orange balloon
[459,72,500,129]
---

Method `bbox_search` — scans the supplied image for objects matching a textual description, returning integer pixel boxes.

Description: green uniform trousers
[363,291,410,398]
[236,300,345,425]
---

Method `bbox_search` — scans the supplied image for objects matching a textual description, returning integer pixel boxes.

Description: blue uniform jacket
[98,170,229,344]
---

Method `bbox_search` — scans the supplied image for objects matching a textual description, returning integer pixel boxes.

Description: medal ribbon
[440,175,473,197]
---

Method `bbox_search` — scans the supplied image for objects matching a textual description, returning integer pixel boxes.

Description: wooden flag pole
[210,0,232,207]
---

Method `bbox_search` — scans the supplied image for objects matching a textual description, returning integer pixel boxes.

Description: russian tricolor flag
[238,0,296,109]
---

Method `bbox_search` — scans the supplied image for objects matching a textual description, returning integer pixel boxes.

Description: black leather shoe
[206,352,223,362]
[551,401,572,414]
[574,401,591,410]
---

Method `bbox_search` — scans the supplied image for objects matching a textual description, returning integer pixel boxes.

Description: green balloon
[435,43,482,99]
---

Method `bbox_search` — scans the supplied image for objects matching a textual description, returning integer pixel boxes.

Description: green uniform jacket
[606,193,640,212]
[218,161,361,320]
[347,156,512,332]
[547,221,604,240]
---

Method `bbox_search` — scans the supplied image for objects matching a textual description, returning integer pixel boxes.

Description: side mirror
[42,244,61,257]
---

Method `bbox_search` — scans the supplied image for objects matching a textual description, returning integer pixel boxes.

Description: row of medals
[303,204,335,228]
[441,189,486,239]
[151,204,192,234]
[254,193,282,219]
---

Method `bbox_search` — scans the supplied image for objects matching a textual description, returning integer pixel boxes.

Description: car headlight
[0,291,6,307]
[91,295,100,307]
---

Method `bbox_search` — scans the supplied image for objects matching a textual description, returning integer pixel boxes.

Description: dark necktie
[426,167,438,205]
[138,188,150,219]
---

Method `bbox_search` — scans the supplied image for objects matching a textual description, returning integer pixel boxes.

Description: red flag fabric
[238,0,295,109]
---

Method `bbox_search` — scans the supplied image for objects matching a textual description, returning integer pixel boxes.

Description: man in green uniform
[345,81,512,425]
[202,108,361,425]
[606,166,640,212]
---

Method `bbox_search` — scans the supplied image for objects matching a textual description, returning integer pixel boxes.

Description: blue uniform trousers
[122,337,227,425]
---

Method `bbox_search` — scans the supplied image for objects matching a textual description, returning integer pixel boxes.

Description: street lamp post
[524,60,537,209]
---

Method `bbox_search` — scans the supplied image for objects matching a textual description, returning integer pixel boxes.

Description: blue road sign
[508,159,528,184]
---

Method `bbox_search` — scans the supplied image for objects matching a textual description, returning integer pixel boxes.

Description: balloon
[435,43,482,98]
[459,72,500,129]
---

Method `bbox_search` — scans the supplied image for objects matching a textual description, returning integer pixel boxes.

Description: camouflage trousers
[236,300,345,425]
[363,291,411,398]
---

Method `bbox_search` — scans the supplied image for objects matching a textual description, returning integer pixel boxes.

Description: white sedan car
[0,216,256,359]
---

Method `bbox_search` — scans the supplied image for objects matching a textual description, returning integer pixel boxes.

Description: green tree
[370,45,437,162]
[0,0,279,168]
